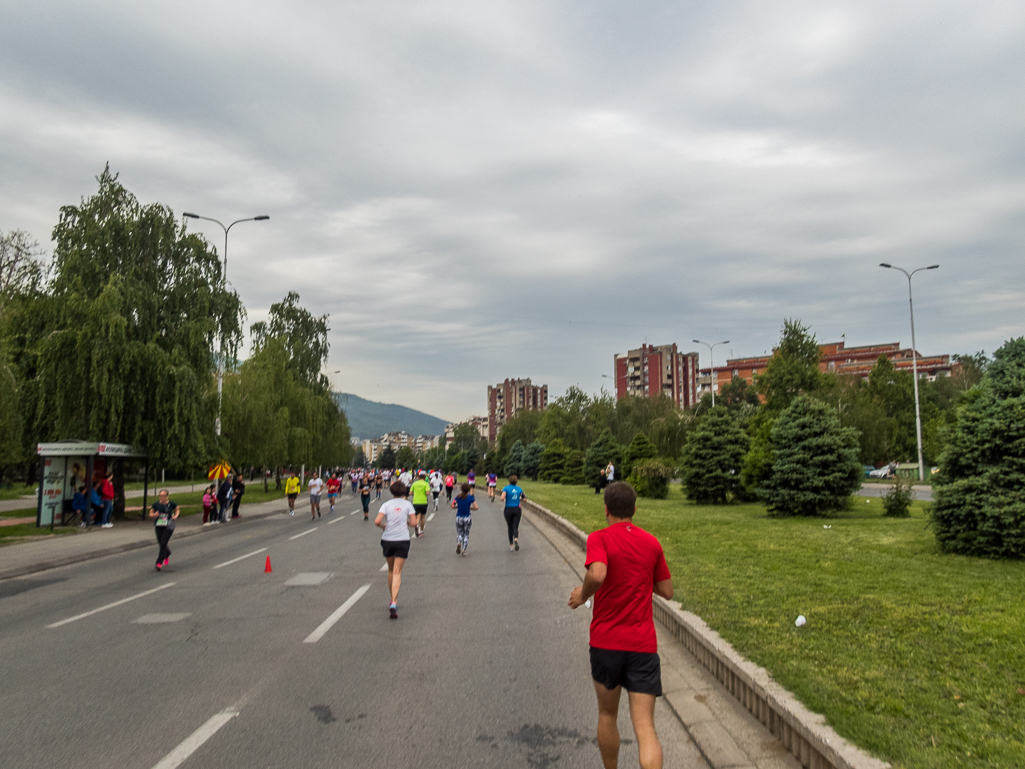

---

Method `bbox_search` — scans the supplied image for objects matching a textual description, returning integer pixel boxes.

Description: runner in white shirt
[307,472,325,520]
[399,468,413,487]
[429,472,443,510]
[375,481,417,619]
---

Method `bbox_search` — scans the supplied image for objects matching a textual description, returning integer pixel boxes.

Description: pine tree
[504,440,526,478]
[583,429,624,486]
[522,441,544,480]
[932,338,1025,558]
[560,449,585,485]
[538,439,568,481]
[681,408,749,504]
[623,431,657,479]
[759,395,861,516]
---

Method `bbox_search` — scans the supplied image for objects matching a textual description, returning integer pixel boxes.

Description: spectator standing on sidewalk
[216,477,231,523]
[231,473,246,518]
[99,472,115,528]
[74,486,90,528]
[568,481,674,769]
[202,484,215,525]
[148,489,179,571]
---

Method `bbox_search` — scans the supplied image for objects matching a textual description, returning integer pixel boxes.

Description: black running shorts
[381,539,410,559]
[589,646,662,696]
[413,504,428,515]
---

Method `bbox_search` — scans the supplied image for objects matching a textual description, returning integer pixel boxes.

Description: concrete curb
[522,498,890,769]
[0,507,285,582]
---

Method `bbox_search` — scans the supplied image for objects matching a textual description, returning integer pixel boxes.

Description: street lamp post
[183,212,269,437]
[693,339,730,408]
[879,262,939,482]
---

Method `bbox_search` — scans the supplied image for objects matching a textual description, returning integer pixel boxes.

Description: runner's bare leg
[593,681,622,768]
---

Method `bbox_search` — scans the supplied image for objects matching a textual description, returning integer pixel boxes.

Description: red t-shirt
[585,521,671,653]
[326,478,341,494]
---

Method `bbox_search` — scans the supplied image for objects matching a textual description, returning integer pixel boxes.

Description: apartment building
[698,340,955,395]
[613,343,700,409]
[487,379,548,442]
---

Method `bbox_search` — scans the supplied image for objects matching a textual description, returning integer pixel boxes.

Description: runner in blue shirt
[500,475,525,552]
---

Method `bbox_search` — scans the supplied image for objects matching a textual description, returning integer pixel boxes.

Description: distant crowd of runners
[149,464,672,768]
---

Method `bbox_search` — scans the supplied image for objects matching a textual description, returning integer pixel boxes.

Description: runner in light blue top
[500,475,525,552]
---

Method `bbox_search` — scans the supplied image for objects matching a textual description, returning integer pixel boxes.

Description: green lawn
[519,480,1025,769]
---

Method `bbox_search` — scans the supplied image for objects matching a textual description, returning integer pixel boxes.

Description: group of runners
[148,465,671,768]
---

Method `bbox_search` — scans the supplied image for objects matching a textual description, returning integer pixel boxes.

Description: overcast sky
[2,1,1023,422]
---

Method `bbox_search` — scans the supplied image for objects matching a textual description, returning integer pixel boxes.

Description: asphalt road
[0,491,706,769]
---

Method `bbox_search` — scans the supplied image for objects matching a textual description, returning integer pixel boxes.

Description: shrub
[680,408,749,504]
[882,476,915,517]
[503,440,526,478]
[627,458,674,499]
[932,338,1025,557]
[759,395,862,516]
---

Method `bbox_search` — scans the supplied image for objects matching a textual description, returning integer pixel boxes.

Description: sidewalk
[0,496,289,581]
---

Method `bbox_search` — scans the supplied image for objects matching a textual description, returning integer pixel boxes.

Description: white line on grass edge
[47,583,176,628]
[303,584,371,643]
[150,709,239,769]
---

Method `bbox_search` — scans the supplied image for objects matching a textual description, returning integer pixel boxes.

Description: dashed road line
[327,515,345,525]
[379,562,388,571]
[288,527,318,540]
[427,513,435,522]
[47,583,176,628]
[303,584,371,643]
[150,708,239,769]
[212,548,268,569]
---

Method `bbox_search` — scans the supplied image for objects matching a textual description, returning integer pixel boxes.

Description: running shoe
[389,604,398,619]
[155,563,162,571]
[163,558,169,567]
[456,543,461,554]
[514,538,519,551]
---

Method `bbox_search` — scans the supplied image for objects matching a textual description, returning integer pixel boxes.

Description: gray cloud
[1,0,1022,421]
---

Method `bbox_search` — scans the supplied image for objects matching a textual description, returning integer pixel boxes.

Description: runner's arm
[374,512,386,530]
[568,561,606,609]
[653,578,674,600]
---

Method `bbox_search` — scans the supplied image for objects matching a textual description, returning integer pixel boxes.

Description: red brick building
[614,343,700,408]
[699,341,955,396]
[487,378,548,442]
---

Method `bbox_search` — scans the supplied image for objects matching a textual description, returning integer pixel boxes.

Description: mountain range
[334,392,451,440]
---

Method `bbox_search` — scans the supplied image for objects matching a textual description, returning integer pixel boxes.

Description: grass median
[519,480,1025,769]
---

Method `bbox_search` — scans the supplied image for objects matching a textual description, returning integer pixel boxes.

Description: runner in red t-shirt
[569,481,673,769]
[326,472,342,513]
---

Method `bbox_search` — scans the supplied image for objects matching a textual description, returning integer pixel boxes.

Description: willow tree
[30,167,243,471]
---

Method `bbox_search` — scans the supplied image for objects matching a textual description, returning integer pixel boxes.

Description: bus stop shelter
[36,441,148,529]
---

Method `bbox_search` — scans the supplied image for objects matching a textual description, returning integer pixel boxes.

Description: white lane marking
[134,613,191,624]
[212,548,268,569]
[349,510,359,516]
[289,527,318,540]
[47,583,176,628]
[379,562,388,571]
[150,709,239,769]
[426,513,435,522]
[303,584,371,643]
[327,515,345,525]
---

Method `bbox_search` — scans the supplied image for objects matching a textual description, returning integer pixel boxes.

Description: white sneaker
[289,511,294,516]
[103,523,113,529]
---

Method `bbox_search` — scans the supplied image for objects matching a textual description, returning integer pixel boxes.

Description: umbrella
[208,461,233,480]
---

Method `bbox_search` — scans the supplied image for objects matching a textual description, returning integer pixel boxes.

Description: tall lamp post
[693,339,730,407]
[183,212,270,436]
[879,262,939,481]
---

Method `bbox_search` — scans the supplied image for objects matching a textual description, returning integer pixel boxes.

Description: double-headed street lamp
[183,212,270,437]
[879,262,939,482]
[693,339,730,407]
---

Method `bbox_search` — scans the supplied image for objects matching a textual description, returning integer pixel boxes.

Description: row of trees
[0,168,351,483]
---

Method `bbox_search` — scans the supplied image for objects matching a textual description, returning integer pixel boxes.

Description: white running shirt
[308,478,324,496]
[379,498,414,541]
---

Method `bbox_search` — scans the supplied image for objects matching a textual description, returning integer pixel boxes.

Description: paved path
[1,490,772,768]
[855,483,933,501]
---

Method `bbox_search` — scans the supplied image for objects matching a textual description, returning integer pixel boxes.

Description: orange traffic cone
[264,556,273,573]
